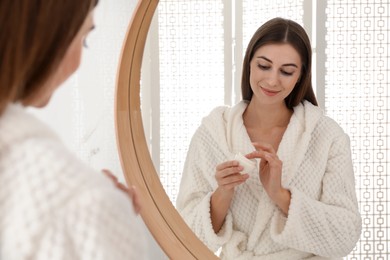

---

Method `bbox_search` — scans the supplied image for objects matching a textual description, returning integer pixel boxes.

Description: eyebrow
[257,56,298,68]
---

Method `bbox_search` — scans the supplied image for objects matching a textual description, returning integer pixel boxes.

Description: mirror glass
[140,0,307,207]
[139,1,308,257]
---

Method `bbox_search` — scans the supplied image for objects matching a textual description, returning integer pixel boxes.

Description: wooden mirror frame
[115,0,218,259]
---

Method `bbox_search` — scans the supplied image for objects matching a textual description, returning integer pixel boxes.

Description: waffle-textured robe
[177,101,361,260]
[0,104,146,260]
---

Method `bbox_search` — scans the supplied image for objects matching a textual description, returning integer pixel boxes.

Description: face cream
[234,152,257,173]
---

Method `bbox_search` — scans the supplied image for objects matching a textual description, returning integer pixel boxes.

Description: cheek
[64,43,83,75]
[249,65,260,86]
[48,42,83,90]
[249,74,257,89]
[285,75,300,89]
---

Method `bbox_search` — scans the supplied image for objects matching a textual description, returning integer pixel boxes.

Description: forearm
[210,187,233,233]
[272,188,291,216]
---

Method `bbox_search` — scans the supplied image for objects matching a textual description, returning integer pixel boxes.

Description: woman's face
[28,10,95,107]
[249,43,302,107]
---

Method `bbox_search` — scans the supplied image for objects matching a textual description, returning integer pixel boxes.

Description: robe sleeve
[176,127,234,252]
[270,134,362,257]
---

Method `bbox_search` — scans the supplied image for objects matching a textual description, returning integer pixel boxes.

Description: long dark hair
[241,17,318,108]
[0,0,98,114]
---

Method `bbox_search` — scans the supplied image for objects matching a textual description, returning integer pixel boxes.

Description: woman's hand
[102,169,142,214]
[246,142,291,215]
[215,160,249,195]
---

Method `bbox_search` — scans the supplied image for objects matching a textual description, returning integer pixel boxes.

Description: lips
[261,87,280,96]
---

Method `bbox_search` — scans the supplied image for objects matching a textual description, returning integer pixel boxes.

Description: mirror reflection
[140,0,388,259]
[176,16,362,259]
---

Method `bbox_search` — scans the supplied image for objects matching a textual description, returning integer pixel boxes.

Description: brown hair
[0,0,98,114]
[241,17,318,108]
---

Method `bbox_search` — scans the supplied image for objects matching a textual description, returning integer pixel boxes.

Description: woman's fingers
[216,160,239,171]
[221,176,249,190]
[246,143,279,163]
[219,173,249,185]
[215,160,249,190]
[128,185,142,214]
[102,169,142,214]
[245,149,269,160]
[216,160,243,177]
[252,142,276,154]
[102,169,118,182]
[247,150,282,168]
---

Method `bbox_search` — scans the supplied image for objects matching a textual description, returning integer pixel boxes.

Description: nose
[265,70,279,87]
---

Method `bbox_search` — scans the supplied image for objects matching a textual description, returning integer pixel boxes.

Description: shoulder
[0,104,59,152]
[299,101,346,137]
[0,103,85,181]
[0,105,109,213]
[201,101,248,126]
[192,101,248,144]
[204,104,229,120]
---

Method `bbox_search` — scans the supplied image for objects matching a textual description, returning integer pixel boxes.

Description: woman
[0,1,145,259]
[177,18,361,259]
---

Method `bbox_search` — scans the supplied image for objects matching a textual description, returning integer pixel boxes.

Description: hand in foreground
[102,169,141,214]
[246,142,291,215]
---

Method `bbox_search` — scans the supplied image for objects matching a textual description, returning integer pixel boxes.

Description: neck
[243,100,292,130]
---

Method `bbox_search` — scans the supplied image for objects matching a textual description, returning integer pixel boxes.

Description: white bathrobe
[0,104,146,260]
[176,101,361,260]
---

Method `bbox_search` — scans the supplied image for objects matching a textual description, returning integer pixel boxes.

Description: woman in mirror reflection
[177,17,361,260]
[0,1,146,259]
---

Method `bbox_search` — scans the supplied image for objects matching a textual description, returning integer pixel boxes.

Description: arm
[211,160,249,233]
[176,128,242,251]
[270,134,362,257]
[210,187,234,233]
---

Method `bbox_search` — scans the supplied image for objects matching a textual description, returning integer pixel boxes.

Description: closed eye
[281,70,294,76]
[257,64,270,70]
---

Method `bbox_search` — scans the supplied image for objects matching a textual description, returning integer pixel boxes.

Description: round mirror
[116,0,388,259]
[115,0,217,258]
